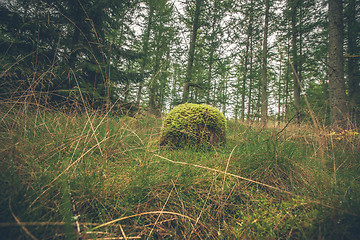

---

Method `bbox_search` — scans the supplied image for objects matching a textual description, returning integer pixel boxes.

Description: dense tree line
[1,0,359,127]
[0,0,141,109]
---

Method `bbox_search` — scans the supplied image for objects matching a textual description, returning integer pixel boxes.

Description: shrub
[159,103,226,148]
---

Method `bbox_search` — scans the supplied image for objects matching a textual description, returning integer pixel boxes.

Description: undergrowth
[1,104,360,239]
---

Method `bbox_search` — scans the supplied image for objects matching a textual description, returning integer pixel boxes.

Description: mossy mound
[160,103,226,148]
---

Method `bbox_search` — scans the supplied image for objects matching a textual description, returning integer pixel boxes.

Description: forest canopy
[0,0,359,127]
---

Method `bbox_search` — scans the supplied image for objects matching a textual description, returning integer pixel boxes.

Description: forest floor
[1,105,360,239]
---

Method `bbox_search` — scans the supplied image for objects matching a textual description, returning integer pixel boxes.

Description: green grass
[1,105,360,239]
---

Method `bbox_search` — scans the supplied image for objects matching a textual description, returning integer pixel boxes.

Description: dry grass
[1,99,360,239]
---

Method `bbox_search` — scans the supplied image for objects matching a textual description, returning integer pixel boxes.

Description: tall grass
[1,100,359,239]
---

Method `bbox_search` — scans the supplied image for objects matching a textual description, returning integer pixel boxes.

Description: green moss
[160,103,226,149]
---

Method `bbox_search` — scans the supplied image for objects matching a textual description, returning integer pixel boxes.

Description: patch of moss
[160,103,226,149]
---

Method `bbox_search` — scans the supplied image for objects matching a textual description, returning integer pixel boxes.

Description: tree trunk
[247,34,254,120]
[346,0,360,125]
[284,41,291,122]
[278,55,282,126]
[328,0,349,128]
[149,40,161,116]
[241,4,253,121]
[261,0,270,125]
[291,0,301,124]
[205,0,220,105]
[136,1,154,105]
[182,0,202,103]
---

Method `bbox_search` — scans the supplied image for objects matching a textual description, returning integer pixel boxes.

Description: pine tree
[261,0,270,125]
[182,0,203,103]
[328,0,349,128]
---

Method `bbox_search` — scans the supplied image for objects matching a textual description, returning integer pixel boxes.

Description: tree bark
[136,1,154,105]
[328,0,349,128]
[278,55,282,126]
[206,1,219,105]
[346,0,360,124]
[241,31,250,121]
[241,1,254,121]
[284,40,291,121]
[247,34,254,120]
[261,0,270,125]
[182,0,202,103]
[149,39,161,116]
[290,0,301,124]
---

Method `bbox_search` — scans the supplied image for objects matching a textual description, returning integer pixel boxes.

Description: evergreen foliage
[0,0,140,108]
[0,0,359,122]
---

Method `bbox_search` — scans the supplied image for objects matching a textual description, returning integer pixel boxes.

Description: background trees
[1,0,359,128]
[345,0,360,125]
[328,0,349,128]
[0,0,139,107]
